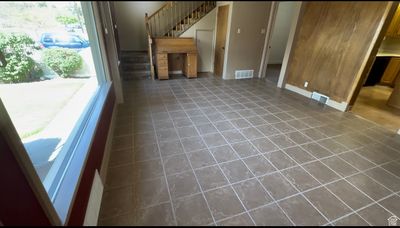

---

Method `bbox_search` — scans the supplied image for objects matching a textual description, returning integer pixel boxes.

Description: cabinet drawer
[157,59,168,67]
[156,53,167,60]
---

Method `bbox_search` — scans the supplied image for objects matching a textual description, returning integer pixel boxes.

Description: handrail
[148,1,172,19]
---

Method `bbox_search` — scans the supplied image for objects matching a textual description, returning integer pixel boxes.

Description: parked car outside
[39,33,89,49]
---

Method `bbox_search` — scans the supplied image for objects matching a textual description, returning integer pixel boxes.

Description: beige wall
[268,2,297,64]
[114,1,165,51]
[224,1,271,79]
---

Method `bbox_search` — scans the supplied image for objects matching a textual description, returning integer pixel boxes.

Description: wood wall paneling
[286,2,391,103]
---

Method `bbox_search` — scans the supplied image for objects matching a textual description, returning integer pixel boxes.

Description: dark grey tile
[251,138,279,153]
[300,128,327,141]
[279,195,328,226]
[134,159,164,182]
[318,138,349,154]
[256,124,280,136]
[382,161,400,178]
[321,156,358,178]
[134,202,175,226]
[346,173,391,201]
[302,161,340,184]
[210,145,239,163]
[338,151,375,171]
[282,166,320,192]
[286,131,313,144]
[187,149,216,169]
[243,155,276,176]
[181,136,207,152]
[272,122,296,133]
[156,128,179,142]
[250,203,292,226]
[217,213,255,226]
[326,180,373,211]
[214,121,236,131]
[174,193,214,226]
[268,134,297,149]
[202,133,228,148]
[239,127,264,140]
[113,135,133,151]
[264,151,297,170]
[100,186,133,219]
[379,195,400,217]
[196,123,218,135]
[164,154,191,175]
[259,172,298,200]
[158,140,184,157]
[231,118,252,129]
[233,179,273,210]
[220,160,254,183]
[176,126,199,138]
[167,171,201,199]
[204,186,246,221]
[231,141,260,158]
[195,165,229,191]
[301,142,333,159]
[304,186,352,221]
[287,119,310,130]
[364,167,400,192]
[333,213,369,226]
[284,146,315,164]
[358,204,393,226]
[133,176,170,208]
[246,116,267,126]
[221,129,247,144]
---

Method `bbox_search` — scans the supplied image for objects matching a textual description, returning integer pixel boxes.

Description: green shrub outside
[42,48,82,77]
[0,32,38,83]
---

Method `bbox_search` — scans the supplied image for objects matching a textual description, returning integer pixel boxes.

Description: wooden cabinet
[183,53,197,78]
[156,53,169,80]
[381,57,400,87]
[386,5,400,38]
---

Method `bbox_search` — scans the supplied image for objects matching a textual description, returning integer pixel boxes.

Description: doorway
[349,3,400,132]
[262,2,297,85]
[214,4,229,77]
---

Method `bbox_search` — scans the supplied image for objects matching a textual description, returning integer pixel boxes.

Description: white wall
[180,8,217,72]
[114,1,165,51]
[268,2,296,64]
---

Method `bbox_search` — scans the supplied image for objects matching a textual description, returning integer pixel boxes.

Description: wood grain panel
[286,2,391,103]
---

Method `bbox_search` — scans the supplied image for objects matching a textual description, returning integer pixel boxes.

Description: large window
[0,1,109,223]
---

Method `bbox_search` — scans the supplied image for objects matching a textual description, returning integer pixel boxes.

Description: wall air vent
[311,91,329,104]
[235,70,254,79]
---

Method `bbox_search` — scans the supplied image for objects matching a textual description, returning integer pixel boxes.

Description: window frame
[0,1,113,225]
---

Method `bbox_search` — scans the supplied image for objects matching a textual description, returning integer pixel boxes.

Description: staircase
[120,51,151,80]
[144,1,216,79]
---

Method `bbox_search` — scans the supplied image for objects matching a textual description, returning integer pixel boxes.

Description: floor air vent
[311,91,329,104]
[235,70,254,79]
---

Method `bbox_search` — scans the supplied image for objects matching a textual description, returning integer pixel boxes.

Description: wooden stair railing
[144,1,216,80]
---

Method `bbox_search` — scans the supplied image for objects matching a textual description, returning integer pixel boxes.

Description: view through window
[0,1,104,201]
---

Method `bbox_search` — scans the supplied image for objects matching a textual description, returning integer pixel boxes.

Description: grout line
[111,77,400,225]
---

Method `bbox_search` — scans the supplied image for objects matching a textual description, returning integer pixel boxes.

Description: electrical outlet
[237,28,241,34]
[304,81,308,88]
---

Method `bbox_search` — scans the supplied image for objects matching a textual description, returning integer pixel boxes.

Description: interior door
[196,29,213,72]
[214,5,229,77]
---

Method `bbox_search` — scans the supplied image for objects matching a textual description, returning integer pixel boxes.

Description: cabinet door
[186,53,197,78]
[381,57,400,86]
[156,54,169,79]
[386,5,400,38]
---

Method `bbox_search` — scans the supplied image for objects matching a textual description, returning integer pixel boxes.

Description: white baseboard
[83,170,103,226]
[284,84,349,112]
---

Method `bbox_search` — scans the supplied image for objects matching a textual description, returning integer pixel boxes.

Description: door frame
[213,2,232,79]
[258,1,279,79]
[258,1,303,88]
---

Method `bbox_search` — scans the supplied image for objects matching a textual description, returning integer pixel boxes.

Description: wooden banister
[144,1,216,80]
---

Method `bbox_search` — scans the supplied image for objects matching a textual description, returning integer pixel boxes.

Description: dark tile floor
[98,75,400,226]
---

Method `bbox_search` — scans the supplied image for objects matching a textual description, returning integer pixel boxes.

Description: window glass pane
[0,1,105,201]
